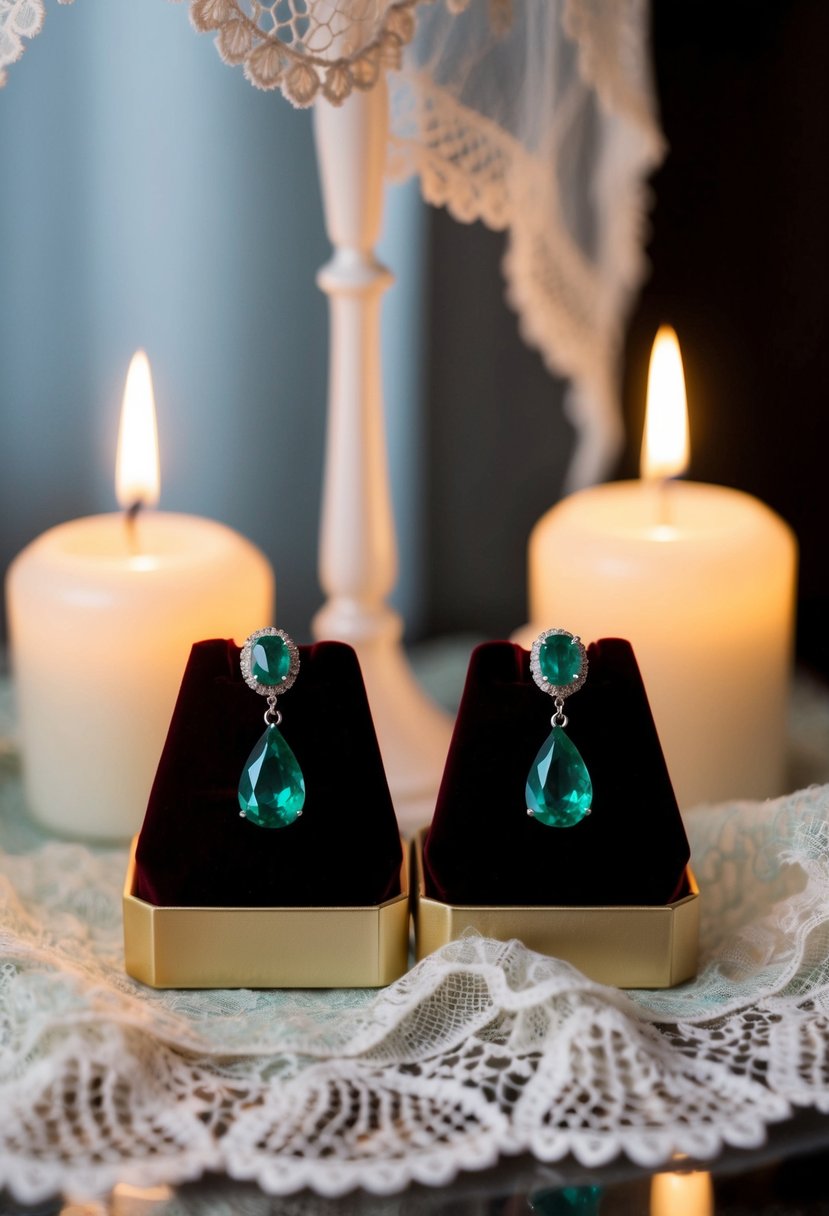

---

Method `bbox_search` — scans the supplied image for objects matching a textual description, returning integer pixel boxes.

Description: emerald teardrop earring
[526,628,593,828]
[237,628,306,829]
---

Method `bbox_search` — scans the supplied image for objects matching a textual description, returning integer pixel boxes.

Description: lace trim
[0,0,52,86]
[387,62,656,486]
[0,0,432,101]
[379,0,666,487]
[182,0,429,107]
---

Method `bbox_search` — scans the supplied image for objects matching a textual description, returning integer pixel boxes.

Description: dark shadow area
[623,0,829,679]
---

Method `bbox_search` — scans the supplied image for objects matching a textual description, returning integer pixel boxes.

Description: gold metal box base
[123,838,411,989]
[413,832,699,989]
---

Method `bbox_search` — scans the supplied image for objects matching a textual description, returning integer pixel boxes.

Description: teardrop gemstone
[238,724,306,828]
[526,726,593,828]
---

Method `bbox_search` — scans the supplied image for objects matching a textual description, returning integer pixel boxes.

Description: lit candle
[523,327,797,809]
[650,1170,713,1216]
[6,351,274,839]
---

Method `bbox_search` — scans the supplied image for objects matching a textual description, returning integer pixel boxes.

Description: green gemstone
[539,633,583,687]
[526,726,592,828]
[251,635,291,686]
[238,724,306,828]
[529,1186,604,1216]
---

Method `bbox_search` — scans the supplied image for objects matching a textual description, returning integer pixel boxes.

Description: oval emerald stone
[539,633,583,687]
[238,724,306,828]
[252,635,291,686]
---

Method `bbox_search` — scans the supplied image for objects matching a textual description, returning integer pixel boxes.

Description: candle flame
[640,325,690,481]
[115,350,160,509]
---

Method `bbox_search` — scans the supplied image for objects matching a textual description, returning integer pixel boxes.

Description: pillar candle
[5,353,274,839]
[523,329,797,809]
[651,1171,713,1216]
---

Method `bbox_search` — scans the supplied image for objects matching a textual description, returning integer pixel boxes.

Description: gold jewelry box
[413,831,699,989]
[123,837,411,989]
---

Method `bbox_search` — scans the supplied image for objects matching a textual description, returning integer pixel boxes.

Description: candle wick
[656,479,673,528]
[125,500,143,555]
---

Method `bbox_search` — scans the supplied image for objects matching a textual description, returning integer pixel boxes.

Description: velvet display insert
[423,639,690,907]
[135,638,403,908]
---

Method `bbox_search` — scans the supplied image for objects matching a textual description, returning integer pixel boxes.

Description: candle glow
[116,349,161,510]
[641,325,690,482]
[525,320,797,809]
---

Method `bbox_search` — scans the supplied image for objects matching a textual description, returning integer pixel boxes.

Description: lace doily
[2,678,829,1207]
[1,0,664,490]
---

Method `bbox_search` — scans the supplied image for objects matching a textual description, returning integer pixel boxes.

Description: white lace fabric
[2,694,829,1205]
[0,0,422,103]
[388,0,664,489]
[182,0,422,106]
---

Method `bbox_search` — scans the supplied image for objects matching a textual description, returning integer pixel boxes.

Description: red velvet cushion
[134,638,402,907]
[423,638,690,906]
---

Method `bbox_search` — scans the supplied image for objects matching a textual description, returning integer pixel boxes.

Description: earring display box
[123,837,411,989]
[415,638,701,989]
[413,831,699,989]
[122,637,411,989]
